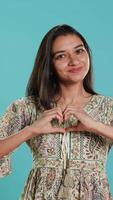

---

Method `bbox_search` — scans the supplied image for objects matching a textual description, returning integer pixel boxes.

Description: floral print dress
[0,94,113,200]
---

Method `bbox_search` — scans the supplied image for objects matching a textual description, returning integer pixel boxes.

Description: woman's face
[52,34,90,84]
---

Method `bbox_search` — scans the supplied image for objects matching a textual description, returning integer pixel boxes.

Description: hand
[28,107,66,137]
[63,105,97,132]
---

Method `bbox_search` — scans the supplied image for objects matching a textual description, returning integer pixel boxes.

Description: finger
[51,127,66,133]
[43,109,63,121]
[63,109,78,120]
[65,127,78,132]
[73,111,87,122]
[65,121,84,131]
[66,127,84,132]
[44,113,63,123]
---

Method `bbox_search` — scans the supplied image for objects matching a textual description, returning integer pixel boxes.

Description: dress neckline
[51,94,99,110]
[83,94,100,113]
[83,94,96,109]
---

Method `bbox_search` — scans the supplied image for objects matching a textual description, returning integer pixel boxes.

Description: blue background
[0,0,113,199]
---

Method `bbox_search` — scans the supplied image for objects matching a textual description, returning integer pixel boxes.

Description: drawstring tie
[60,132,70,175]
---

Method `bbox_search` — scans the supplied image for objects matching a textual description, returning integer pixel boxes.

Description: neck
[58,82,91,105]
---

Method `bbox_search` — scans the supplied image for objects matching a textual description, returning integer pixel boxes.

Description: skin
[51,34,94,131]
[0,34,113,157]
[52,34,89,85]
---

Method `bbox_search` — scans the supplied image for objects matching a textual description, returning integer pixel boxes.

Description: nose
[68,54,80,66]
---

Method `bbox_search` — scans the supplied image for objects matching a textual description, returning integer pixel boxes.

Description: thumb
[52,127,66,133]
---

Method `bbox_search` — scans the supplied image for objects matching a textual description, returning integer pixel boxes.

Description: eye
[55,54,66,60]
[76,48,85,55]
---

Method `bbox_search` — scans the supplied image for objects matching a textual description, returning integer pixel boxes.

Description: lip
[68,66,83,73]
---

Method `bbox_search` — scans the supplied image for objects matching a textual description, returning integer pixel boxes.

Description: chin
[66,76,84,83]
[60,79,83,85]
[59,74,86,84]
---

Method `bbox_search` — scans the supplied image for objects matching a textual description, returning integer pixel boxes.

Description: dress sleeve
[110,100,113,126]
[0,97,31,177]
[107,97,113,146]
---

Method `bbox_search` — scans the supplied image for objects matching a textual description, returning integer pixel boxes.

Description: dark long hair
[26,24,98,109]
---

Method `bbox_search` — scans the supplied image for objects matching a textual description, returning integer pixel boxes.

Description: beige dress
[0,94,113,200]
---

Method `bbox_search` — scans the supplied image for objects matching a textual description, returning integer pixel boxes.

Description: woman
[0,24,113,200]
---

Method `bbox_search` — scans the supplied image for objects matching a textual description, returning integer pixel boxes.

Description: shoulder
[6,96,38,114]
[94,94,113,109]
[11,96,36,105]
[93,94,113,126]
[1,96,40,127]
[96,94,113,104]
[94,94,113,102]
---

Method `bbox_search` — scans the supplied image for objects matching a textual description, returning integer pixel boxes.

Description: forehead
[52,34,84,52]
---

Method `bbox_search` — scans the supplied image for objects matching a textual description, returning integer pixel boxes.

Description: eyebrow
[52,44,84,57]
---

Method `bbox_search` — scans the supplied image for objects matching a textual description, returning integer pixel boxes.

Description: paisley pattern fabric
[0,94,113,200]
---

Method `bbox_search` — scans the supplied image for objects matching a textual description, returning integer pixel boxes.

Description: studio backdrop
[0,0,113,199]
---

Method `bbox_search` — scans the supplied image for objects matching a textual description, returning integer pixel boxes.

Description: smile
[68,66,83,73]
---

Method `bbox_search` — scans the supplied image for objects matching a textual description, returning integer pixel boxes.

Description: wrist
[90,120,107,136]
[19,126,34,141]
[89,120,100,133]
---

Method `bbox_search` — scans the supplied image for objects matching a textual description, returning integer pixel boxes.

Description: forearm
[0,126,33,158]
[92,121,113,141]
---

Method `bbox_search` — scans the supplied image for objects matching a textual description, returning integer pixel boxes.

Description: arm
[64,105,113,141]
[0,98,31,177]
[0,105,65,158]
[0,98,33,158]
[0,126,32,158]
[91,121,113,141]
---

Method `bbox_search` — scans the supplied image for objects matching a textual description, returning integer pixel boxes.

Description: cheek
[87,56,90,66]
[83,58,90,76]
[57,68,66,76]
[53,62,67,73]
[82,55,90,68]
[53,66,67,78]
[85,61,90,74]
[80,56,90,76]
[54,61,67,68]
